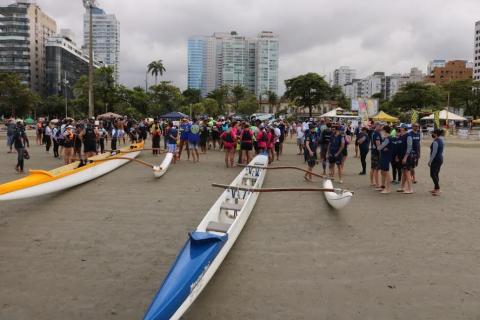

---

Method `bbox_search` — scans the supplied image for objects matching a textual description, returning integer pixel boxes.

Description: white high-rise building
[333,66,356,87]
[83,6,120,81]
[474,21,480,80]
[188,31,279,98]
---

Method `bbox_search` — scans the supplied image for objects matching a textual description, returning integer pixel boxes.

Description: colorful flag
[434,111,440,129]
[411,109,418,124]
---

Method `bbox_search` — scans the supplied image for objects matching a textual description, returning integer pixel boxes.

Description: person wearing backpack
[188,119,201,162]
[239,122,254,164]
[256,124,268,154]
[220,124,236,168]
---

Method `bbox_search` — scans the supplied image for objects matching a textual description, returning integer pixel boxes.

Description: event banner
[351,99,379,120]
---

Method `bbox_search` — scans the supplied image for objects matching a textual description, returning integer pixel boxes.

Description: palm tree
[267,91,278,114]
[148,60,166,86]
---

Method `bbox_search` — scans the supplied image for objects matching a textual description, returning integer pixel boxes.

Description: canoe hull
[0,150,140,201]
[153,153,174,179]
[323,179,353,210]
[144,154,268,320]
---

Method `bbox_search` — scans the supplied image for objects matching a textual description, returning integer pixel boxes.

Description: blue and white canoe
[144,154,269,320]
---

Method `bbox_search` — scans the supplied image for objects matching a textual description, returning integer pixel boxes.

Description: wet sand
[0,136,478,320]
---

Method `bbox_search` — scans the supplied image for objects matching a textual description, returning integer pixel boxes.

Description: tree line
[1,62,479,120]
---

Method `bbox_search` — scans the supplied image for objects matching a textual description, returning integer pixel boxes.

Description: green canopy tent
[24,117,35,125]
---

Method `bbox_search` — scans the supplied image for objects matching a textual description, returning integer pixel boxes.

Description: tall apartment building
[333,66,356,87]
[83,5,120,81]
[45,29,101,98]
[344,68,425,100]
[0,0,57,94]
[425,60,473,85]
[187,31,279,98]
[474,21,480,80]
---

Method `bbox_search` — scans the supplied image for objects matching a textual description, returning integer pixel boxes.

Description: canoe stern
[144,232,228,320]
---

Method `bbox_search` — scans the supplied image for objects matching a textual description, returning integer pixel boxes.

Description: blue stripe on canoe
[144,231,228,320]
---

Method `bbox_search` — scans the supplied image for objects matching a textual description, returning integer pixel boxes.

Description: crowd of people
[293,118,445,196]
[4,115,445,196]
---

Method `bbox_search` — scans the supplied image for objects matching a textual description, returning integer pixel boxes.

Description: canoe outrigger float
[238,164,353,210]
[0,141,144,201]
[144,154,269,320]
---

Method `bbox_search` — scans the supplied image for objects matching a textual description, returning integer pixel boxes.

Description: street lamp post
[63,71,70,118]
[83,0,97,118]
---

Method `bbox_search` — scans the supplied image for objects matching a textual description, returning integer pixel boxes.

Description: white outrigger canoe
[153,152,174,178]
[0,141,144,201]
[144,154,269,320]
[323,179,353,210]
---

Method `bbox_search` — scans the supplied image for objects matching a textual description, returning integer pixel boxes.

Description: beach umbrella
[434,111,440,129]
[472,118,480,124]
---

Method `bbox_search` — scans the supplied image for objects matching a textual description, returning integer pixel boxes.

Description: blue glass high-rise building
[187,31,279,98]
[188,37,205,92]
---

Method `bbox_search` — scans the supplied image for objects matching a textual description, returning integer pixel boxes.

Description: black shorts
[402,156,415,170]
[279,135,285,143]
[306,153,317,168]
[342,146,348,157]
[329,154,343,165]
[371,151,380,169]
[241,143,253,151]
[274,142,280,153]
[411,153,419,168]
[84,141,97,153]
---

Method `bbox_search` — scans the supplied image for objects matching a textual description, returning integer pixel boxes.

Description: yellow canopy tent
[473,119,480,124]
[372,111,399,123]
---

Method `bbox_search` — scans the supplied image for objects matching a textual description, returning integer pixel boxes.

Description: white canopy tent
[320,108,360,119]
[421,110,467,121]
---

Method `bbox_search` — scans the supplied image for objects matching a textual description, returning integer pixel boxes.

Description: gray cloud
[12,0,480,93]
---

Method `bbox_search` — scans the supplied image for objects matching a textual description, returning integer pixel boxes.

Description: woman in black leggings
[428,129,444,196]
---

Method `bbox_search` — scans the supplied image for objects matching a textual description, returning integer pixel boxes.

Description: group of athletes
[295,118,445,195]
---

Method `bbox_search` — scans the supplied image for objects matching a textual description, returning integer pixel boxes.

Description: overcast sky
[4,0,480,93]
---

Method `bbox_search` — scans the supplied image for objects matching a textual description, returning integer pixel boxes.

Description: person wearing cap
[428,129,444,196]
[377,125,393,193]
[340,125,350,171]
[63,125,75,164]
[327,125,345,183]
[356,126,370,175]
[220,123,236,168]
[151,119,162,155]
[80,118,99,158]
[409,123,421,184]
[178,118,191,161]
[370,123,382,187]
[13,121,28,173]
[397,124,413,194]
[256,124,268,154]
[273,123,282,161]
[6,118,16,153]
[319,123,332,175]
[304,123,318,181]
[390,128,402,184]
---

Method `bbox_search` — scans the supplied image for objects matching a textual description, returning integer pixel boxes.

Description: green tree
[148,60,166,86]
[207,85,229,114]
[237,94,259,115]
[390,82,446,111]
[96,66,117,114]
[0,73,39,117]
[39,95,65,118]
[442,79,480,118]
[330,85,350,109]
[149,81,182,115]
[182,88,202,105]
[284,73,331,118]
[231,85,246,111]
[267,91,278,113]
[202,98,220,116]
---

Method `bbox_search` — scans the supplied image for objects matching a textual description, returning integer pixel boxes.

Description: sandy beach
[0,136,479,320]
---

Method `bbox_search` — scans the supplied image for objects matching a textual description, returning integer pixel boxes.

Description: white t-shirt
[274,127,281,143]
[296,126,305,139]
